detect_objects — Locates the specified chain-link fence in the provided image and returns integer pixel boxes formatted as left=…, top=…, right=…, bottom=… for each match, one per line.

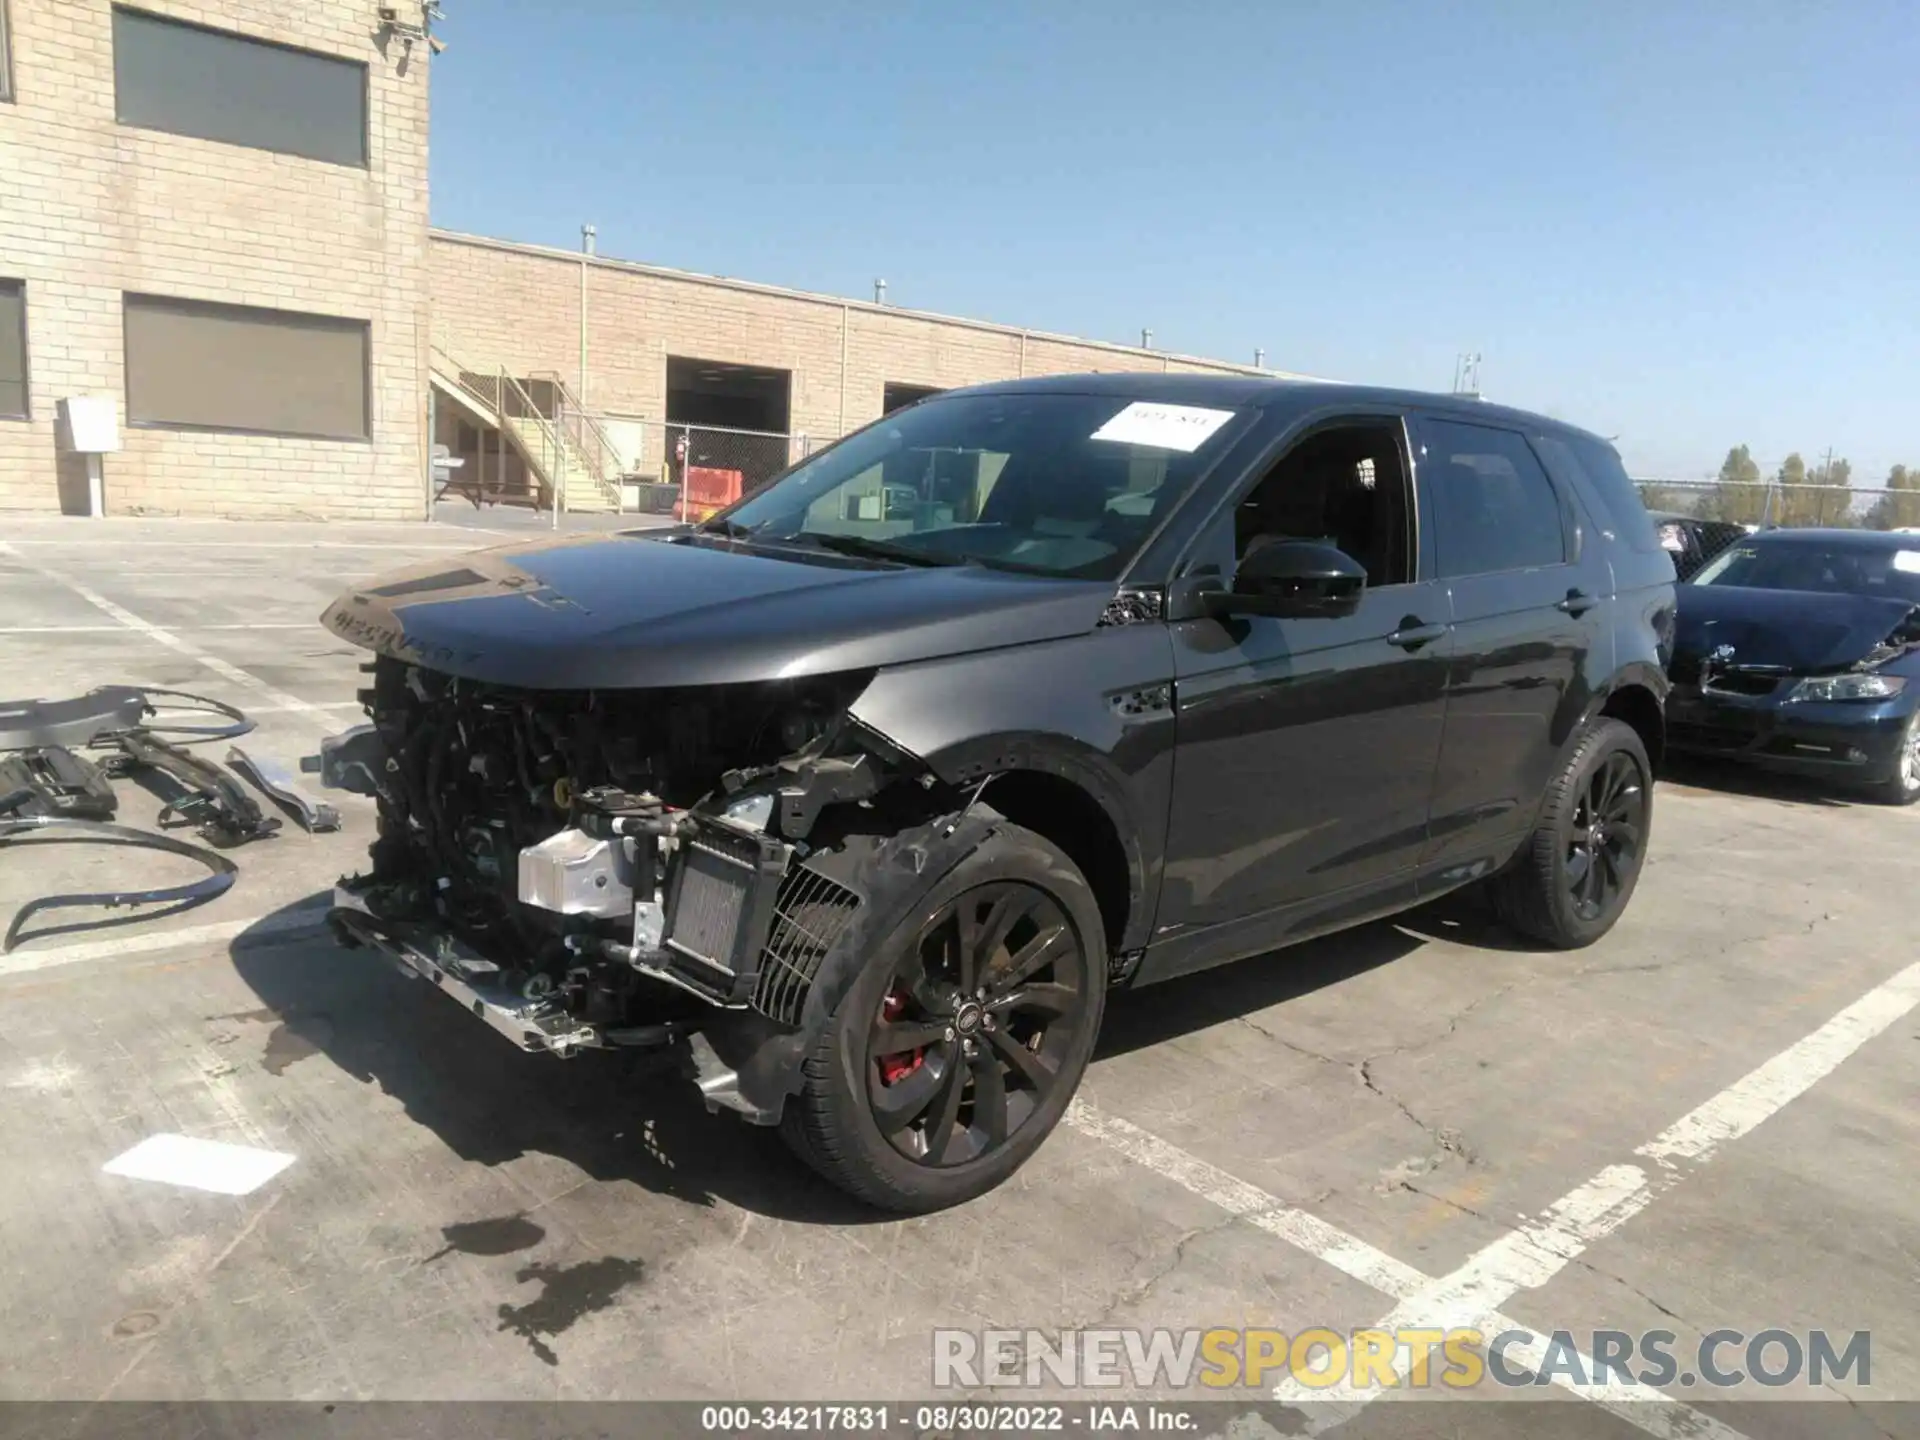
left=1636, top=480, right=1920, bottom=533
left=584, top=417, right=820, bottom=517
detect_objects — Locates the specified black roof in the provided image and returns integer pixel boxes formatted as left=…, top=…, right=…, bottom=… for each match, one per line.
left=949, top=372, right=1615, bottom=450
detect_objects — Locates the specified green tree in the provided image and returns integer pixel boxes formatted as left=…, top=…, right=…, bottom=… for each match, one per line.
left=1864, top=464, right=1920, bottom=531
left=1638, top=481, right=1696, bottom=515
left=1703, top=444, right=1766, bottom=524
left=1785, top=453, right=1853, bottom=527
left=1769, top=452, right=1812, bottom=526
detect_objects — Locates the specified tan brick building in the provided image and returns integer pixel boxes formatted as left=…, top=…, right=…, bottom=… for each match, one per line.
left=0, top=2, right=1292, bottom=520
left=427, top=231, right=1299, bottom=514
left=0, top=0, right=431, bottom=517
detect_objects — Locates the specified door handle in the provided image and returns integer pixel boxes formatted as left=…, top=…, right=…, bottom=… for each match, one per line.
left=1387, top=619, right=1447, bottom=650
left=1556, top=589, right=1598, bottom=616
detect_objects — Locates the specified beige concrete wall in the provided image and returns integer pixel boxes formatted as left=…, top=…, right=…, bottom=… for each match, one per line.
left=0, top=0, right=430, bottom=517
left=430, top=232, right=1294, bottom=449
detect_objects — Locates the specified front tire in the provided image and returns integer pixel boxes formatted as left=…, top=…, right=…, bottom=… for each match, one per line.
left=1490, top=718, right=1652, bottom=949
left=1867, top=709, right=1920, bottom=806
left=781, top=821, right=1106, bottom=1214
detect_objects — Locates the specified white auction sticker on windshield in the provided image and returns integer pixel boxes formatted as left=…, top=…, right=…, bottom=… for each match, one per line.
left=1893, top=550, right=1920, bottom=574
left=1090, top=402, right=1236, bottom=453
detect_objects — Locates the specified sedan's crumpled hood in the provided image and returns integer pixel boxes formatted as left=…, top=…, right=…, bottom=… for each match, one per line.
left=1673, top=585, right=1919, bottom=675
left=320, top=532, right=1115, bottom=688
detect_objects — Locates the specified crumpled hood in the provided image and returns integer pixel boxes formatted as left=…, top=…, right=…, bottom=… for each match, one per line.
left=320, top=531, right=1115, bottom=689
left=1672, top=584, right=1919, bottom=675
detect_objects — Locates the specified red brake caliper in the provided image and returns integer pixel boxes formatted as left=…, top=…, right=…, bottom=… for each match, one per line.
left=876, top=984, right=926, bottom=1085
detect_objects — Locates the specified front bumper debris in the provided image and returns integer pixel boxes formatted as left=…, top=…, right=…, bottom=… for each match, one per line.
left=328, top=886, right=611, bottom=1056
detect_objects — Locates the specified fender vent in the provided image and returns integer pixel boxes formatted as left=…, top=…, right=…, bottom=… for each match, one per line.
left=750, top=862, right=863, bottom=1026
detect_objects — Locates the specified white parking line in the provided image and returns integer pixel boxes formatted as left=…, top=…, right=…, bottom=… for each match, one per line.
left=0, top=623, right=325, bottom=633
left=1066, top=1099, right=1745, bottom=1437
left=1, top=539, right=502, bottom=550
left=0, top=909, right=331, bottom=978
left=1268, top=956, right=1920, bottom=1424
left=0, top=542, right=340, bottom=730
left=1065, top=1102, right=1429, bottom=1299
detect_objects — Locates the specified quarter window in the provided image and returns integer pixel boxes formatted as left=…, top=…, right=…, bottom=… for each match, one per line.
left=1424, top=419, right=1567, bottom=577
left=0, top=280, right=26, bottom=419
left=112, top=7, right=367, bottom=166
left=124, top=294, right=369, bottom=440
left=1535, top=432, right=1662, bottom=553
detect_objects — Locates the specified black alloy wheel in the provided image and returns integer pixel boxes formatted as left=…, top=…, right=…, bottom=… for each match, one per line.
left=866, top=881, right=1092, bottom=1168
left=1564, top=750, right=1646, bottom=922
left=1489, top=717, right=1653, bottom=949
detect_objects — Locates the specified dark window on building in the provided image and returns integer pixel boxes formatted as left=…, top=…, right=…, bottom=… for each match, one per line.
left=1423, top=418, right=1567, bottom=577
left=883, top=382, right=944, bottom=414
left=1534, top=432, right=1663, bottom=554
left=664, top=356, right=793, bottom=490
left=665, top=356, right=791, bottom=432
left=0, top=280, right=26, bottom=418
left=1, top=0, right=15, bottom=103
left=112, top=7, right=367, bottom=166
left=124, top=294, right=369, bottom=440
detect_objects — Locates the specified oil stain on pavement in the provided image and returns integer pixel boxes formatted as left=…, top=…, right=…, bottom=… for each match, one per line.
left=210, top=1006, right=333, bottom=1077
left=497, top=1256, right=646, bottom=1366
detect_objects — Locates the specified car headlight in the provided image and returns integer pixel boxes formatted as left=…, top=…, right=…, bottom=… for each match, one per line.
left=1783, top=673, right=1907, bottom=703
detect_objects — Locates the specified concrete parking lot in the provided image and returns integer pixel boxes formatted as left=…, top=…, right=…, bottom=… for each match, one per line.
left=0, top=514, right=1915, bottom=1435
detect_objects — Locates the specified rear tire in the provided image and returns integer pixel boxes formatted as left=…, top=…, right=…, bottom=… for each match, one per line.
left=780, top=821, right=1106, bottom=1214
left=1490, top=718, right=1652, bottom=949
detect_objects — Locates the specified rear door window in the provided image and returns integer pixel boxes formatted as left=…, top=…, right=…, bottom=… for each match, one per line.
left=1423, top=419, right=1568, bottom=577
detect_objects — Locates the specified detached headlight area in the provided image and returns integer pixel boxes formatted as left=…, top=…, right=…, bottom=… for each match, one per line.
left=1783, top=673, right=1906, bottom=703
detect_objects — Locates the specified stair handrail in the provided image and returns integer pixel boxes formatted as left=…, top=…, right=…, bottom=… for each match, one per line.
left=498, top=369, right=569, bottom=512
left=528, top=370, right=625, bottom=510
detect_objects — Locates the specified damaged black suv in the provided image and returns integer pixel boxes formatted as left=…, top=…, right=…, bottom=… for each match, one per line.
left=320, top=375, right=1673, bottom=1213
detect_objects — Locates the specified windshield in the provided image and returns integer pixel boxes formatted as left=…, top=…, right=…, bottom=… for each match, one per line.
left=1691, top=538, right=1920, bottom=602
left=707, top=392, right=1247, bottom=580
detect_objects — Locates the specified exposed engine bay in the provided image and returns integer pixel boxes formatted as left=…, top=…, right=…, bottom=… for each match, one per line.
left=326, top=656, right=932, bottom=1063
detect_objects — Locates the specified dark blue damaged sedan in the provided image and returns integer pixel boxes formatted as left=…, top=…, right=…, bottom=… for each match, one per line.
left=1669, top=528, right=1920, bottom=803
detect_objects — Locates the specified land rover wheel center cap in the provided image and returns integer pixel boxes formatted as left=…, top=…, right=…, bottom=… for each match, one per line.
left=954, top=1001, right=984, bottom=1036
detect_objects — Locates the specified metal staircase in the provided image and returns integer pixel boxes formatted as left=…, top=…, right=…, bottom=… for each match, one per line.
left=429, top=348, right=624, bottom=512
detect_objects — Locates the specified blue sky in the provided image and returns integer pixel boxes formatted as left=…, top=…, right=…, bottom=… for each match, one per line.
left=429, top=2, right=1918, bottom=481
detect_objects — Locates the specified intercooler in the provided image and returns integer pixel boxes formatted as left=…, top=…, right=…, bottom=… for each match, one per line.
left=645, top=823, right=864, bottom=1023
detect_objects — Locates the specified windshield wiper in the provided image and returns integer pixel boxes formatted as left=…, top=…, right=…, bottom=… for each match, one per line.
left=696, top=517, right=756, bottom=538
left=785, top=533, right=971, bottom=567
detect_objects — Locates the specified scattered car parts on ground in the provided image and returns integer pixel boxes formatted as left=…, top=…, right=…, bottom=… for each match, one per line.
left=0, top=747, right=118, bottom=821
left=0, top=685, right=254, bottom=749
left=227, top=746, right=341, bottom=832
left=0, top=686, right=151, bottom=750
left=0, top=815, right=239, bottom=953
left=103, top=730, right=282, bottom=847
left=318, top=374, right=1675, bottom=1213
left=0, top=685, right=349, bottom=951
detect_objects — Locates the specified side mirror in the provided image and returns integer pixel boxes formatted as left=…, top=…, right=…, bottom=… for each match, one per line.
left=1208, top=540, right=1367, bottom=620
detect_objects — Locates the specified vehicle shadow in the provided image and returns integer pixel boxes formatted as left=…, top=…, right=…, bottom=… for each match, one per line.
left=1659, top=754, right=1860, bottom=808
left=226, top=888, right=1517, bottom=1222
left=1095, top=916, right=1430, bottom=1060
left=227, top=897, right=894, bottom=1228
